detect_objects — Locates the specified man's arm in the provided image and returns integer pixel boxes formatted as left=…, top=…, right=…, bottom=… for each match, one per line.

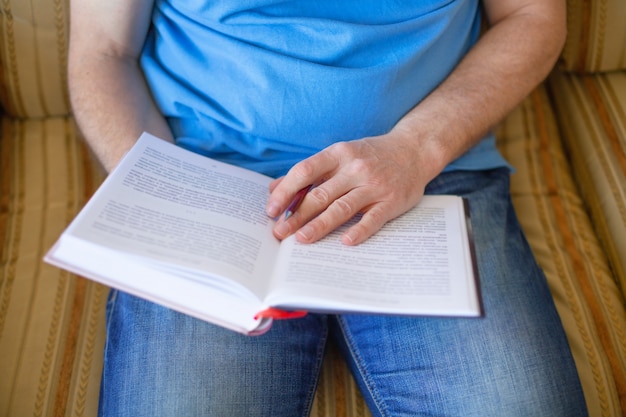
left=268, top=0, right=566, bottom=245
left=391, top=0, right=568, bottom=175
left=69, top=0, right=173, bottom=173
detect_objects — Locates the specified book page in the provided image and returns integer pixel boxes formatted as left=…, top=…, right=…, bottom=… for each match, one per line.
left=64, top=133, right=280, bottom=298
left=268, top=196, right=480, bottom=316
left=48, top=237, right=267, bottom=334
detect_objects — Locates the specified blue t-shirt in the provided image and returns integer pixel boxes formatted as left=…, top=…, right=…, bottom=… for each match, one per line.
left=141, top=0, right=509, bottom=178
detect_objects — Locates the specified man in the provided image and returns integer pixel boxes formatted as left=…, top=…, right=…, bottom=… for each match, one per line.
left=69, top=0, right=587, bottom=415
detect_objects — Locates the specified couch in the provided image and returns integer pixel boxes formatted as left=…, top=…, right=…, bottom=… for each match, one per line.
left=1, top=0, right=624, bottom=416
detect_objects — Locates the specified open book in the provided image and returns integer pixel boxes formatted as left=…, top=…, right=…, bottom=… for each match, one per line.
left=45, top=133, right=482, bottom=335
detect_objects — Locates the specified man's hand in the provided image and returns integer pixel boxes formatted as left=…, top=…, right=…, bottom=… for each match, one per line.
left=267, top=128, right=442, bottom=246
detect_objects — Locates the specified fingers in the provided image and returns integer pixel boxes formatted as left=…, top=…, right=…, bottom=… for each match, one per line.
left=298, top=199, right=398, bottom=246
left=265, top=147, right=340, bottom=218
left=273, top=176, right=405, bottom=245
left=267, top=138, right=425, bottom=245
left=341, top=203, right=395, bottom=245
left=288, top=185, right=367, bottom=243
left=268, top=176, right=283, bottom=193
left=272, top=172, right=357, bottom=242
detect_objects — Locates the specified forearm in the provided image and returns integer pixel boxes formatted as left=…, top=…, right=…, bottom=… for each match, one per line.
left=69, top=55, right=173, bottom=173
left=392, top=1, right=567, bottom=181
left=69, top=0, right=170, bottom=173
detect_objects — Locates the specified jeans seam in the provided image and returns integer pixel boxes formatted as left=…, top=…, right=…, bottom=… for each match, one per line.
left=98, top=290, right=119, bottom=417
left=335, top=316, right=389, bottom=417
left=302, top=323, right=330, bottom=417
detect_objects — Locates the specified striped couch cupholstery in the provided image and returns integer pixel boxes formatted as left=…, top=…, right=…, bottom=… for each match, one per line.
left=1, top=0, right=625, bottom=416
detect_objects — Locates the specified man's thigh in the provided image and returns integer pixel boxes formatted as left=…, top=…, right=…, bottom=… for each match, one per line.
left=333, top=169, right=587, bottom=417
left=99, top=291, right=329, bottom=417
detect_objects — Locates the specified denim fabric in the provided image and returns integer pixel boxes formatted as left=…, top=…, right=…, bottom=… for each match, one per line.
left=99, top=169, right=587, bottom=417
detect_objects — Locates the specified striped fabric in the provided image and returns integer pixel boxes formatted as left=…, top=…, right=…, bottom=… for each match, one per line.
left=560, top=0, right=626, bottom=73
left=312, top=344, right=372, bottom=417
left=0, top=0, right=71, bottom=118
left=0, top=118, right=106, bottom=416
left=496, top=87, right=626, bottom=417
left=548, top=72, right=626, bottom=299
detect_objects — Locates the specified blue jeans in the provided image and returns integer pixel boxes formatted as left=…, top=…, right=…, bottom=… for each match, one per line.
left=98, top=169, right=587, bottom=416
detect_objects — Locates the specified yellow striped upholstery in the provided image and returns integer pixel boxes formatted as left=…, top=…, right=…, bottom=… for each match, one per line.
left=1, top=0, right=626, bottom=416
left=547, top=72, right=626, bottom=299
left=560, top=0, right=626, bottom=72
left=0, top=0, right=71, bottom=118
left=0, top=118, right=106, bottom=416
left=312, top=345, right=372, bottom=417
left=496, top=87, right=626, bottom=417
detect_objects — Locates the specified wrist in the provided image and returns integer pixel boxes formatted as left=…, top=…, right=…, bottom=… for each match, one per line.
left=387, top=120, right=450, bottom=183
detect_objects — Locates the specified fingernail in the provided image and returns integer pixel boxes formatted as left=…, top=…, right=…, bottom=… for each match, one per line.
left=296, top=225, right=313, bottom=241
left=267, top=202, right=281, bottom=218
left=342, top=230, right=358, bottom=245
left=274, top=221, right=290, bottom=238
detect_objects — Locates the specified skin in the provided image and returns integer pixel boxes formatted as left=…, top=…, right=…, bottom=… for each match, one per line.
left=69, top=0, right=566, bottom=245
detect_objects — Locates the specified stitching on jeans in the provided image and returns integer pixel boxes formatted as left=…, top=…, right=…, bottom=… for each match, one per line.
left=99, top=289, right=119, bottom=416
left=302, top=318, right=330, bottom=417
left=335, top=316, right=389, bottom=417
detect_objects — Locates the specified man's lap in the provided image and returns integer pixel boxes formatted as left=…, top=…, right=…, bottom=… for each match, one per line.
left=98, top=169, right=587, bottom=417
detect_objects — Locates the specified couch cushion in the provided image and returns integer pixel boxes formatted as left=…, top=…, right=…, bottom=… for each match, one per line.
left=0, top=0, right=72, bottom=118
left=0, top=117, right=106, bottom=416
left=560, top=0, right=626, bottom=72
left=496, top=86, right=626, bottom=417
left=548, top=71, right=626, bottom=299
